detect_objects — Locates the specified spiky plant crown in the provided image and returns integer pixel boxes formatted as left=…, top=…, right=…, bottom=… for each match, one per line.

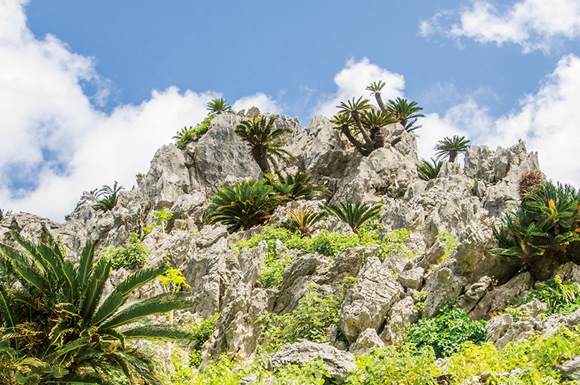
left=518, top=170, right=545, bottom=199
left=417, top=158, right=443, bottom=181
left=434, top=136, right=471, bottom=162
left=267, top=171, right=331, bottom=201
left=283, top=207, right=326, bottom=238
left=320, top=202, right=382, bottom=234
left=206, top=98, right=231, bottom=114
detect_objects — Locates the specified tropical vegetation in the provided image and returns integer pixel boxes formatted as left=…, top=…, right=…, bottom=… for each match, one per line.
left=234, top=116, right=296, bottom=174
left=93, top=181, right=124, bottom=212
left=173, top=114, right=216, bottom=149
left=492, top=181, right=580, bottom=280
left=434, top=135, right=471, bottom=162
left=282, top=207, right=326, bottom=238
left=206, top=179, right=283, bottom=232
left=386, top=97, right=425, bottom=132
left=206, top=98, right=231, bottom=114
left=321, top=202, right=382, bottom=234
left=99, top=232, right=150, bottom=270
left=265, top=170, right=331, bottom=201
left=0, top=231, right=195, bottom=384
left=518, top=169, right=545, bottom=199
left=416, top=158, right=443, bottom=180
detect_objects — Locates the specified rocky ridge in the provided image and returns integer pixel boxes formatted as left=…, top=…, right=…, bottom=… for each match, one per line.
left=1, top=111, right=577, bottom=383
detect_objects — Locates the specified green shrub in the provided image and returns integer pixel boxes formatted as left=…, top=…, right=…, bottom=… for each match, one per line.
left=406, top=301, right=487, bottom=358
left=437, top=230, right=457, bottom=261
left=282, top=207, right=326, bottom=238
left=492, top=181, right=580, bottom=280
left=259, top=252, right=293, bottom=289
left=513, top=275, right=580, bottom=316
left=257, top=285, right=342, bottom=354
left=321, top=202, right=382, bottom=234
left=174, top=114, right=215, bottom=149
left=346, top=345, right=441, bottom=385
left=206, top=180, right=283, bottom=232
left=185, top=314, right=219, bottom=367
left=417, top=158, right=442, bottom=181
left=144, top=207, right=174, bottom=235
left=266, top=171, right=331, bottom=201
left=93, top=181, right=124, bottom=211
left=100, top=232, right=150, bottom=270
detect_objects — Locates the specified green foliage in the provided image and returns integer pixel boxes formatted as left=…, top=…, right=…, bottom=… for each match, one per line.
left=237, top=225, right=412, bottom=260
left=206, top=98, right=231, bottom=114
left=406, top=301, right=487, bottom=358
left=491, top=181, right=580, bottom=280
left=152, top=207, right=173, bottom=233
left=282, top=207, right=326, bottom=238
left=184, top=314, right=218, bottom=367
left=346, top=345, right=441, bottom=385
left=159, top=268, right=191, bottom=293
left=259, top=252, right=293, bottom=289
left=234, top=116, right=296, bottom=175
left=434, top=135, right=471, bottom=162
left=173, top=114, right=216, bottom=149
left=437, top=230, right=458, bottom=261
left=321, top=202, right=382, bottom=234
left=332, top=95, right=399, bottom=156
left=385, top=97, right=425, bottom=132
left=266, top=170, right=331, bottom=201
left=93, top=181, right=124, bottom=211
left=257, top=285, right=342, bottom=354
left=417, top=158, right=442, bottom=181
left=100, top=232, right=150, bottom=270
left=0, top=231, right=195, bottom=385
left=516, top=275, right=580, bottom=316
left=206, top=179, right=283, bottom=232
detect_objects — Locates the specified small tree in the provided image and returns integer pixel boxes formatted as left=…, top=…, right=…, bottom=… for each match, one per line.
left=434, top=136, right=471, bottom=162
left=207, top=98, right=231, bottom=114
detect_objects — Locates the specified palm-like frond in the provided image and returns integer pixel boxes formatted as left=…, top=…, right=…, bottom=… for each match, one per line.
left=434, top=135, right=471, bottom=162
left=417, top=158, right=443, bottom=181
left=0, top=232, right=195, bottom=384
left=386, top=97, right=425, bottom=132
left=283, top=207, right=326, bottom=238
left=337, top=96, right=371, bottom=116
left=235, top=116, right=296, bottom=174
left=268, top=171, right=331, bottom=201
left=206, top=98, right=231, bottom=114
left=321, top=202, right=382, bottom=234
left=93, top=181, right=123, bottom=212
left=206, top=179, right=283, bottom=232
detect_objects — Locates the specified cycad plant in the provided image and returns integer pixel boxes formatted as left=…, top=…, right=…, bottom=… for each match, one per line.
left=235, top=117, right=296, bottom=175
left=206, top=98, right=231, bottom=114
left=266, top=171, right=331, bottom=201
left=386, top=97, right=425, bottom=132
left=492, top=181, right=580, bottom=280
left=93, top=181, right=124, bottom=212
left=518, top=169, right=544, bottom=199
left=417, top=158, right=443, bottom=181
left=206, top=179, right=284, bottom=232
left=321, top=202, right=382, bottom=234
left=434, top=136, right=471, bottom=162
left=0, top=231, right=195, bottom=385
left=283, top=207, right=326, bottom=238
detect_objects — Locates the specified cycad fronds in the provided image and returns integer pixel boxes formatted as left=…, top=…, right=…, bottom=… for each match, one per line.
left=0, top=231, right=195, bottom=384
left=417, top=158, right=443, bottom=181
left=321, top=202, right=382, bottom=234
left=386, top=97, right=425, bottom=132
left=206, top=98, right=231, bottom=114
left=434, top=136, right=471, bottom=162
left=267, top=171, right=331, bottom=201
left=93, top=181, right=124, bottom=212
left=283, top=207, right=326, bottom=238
left=235, top=117, right=296, bottom=175
left=518, top=170, right=544, bottom=199
left=206, top=179, right=283, bottom=232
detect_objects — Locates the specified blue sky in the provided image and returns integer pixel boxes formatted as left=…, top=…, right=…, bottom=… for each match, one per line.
left=1, top=0, right=579, bottom=220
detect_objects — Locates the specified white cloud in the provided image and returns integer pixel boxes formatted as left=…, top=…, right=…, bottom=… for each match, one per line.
left=0, top=0, right=217, bottom=220
left=314, top=57, right=405, bottom=117
left=233, top=92, right=283, bottom=115
left=419, top=54, right=580, bottom=188
left=420, top=0, right=580, bottom=53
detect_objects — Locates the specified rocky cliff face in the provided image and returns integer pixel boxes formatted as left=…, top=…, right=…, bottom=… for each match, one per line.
left=1, top=112, right=577, bottom=380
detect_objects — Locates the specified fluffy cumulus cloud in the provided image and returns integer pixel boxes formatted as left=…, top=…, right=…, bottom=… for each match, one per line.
left=420, top=0, right=580, bottom=53
left=421, top=54, right=580, bottom=188
left=233, top=92, right=283, bottom=115
left=314, top=57, right=405, bottom=118
left=0, top=0, right=219, bottom=220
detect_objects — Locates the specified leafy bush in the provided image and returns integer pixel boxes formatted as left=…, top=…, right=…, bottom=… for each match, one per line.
left=266, top=171, right=331, bottom=201
left=512, top=275, right=580, bottom=316
left=417, top=158, right=442, bottom=181
left=406, top=301, right=487, bottom=358
left=0, top=231, right=195, bottom=385
left=100, top=232, right=150, bottom=270
left=257, top=285, right=342, bottom=354
left=492, top=181, right=580, bottom=280
left=321, top=202, right=382, bottom=234
left=346, top=345, right=441, bottom=385
left=282, top=207, right=326, bottom=238
left=259, top=252, right=293, bottom=289
left=237, top=226, right=413, bottom=260
left=184, top=314, right=219, bottom=367
left=173, top=114, right=215, bottom=149
left=143, top=207, right=174, bottom=235
left=206, top=180, right=283, bottom=232
left=93, top=181, right=124, bottom=211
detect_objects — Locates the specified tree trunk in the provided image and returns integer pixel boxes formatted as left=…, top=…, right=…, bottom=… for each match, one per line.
left=375, top=93, right=386, bottom=112
left=351, top=111, right=375, bottom=153
left=449, top=151, right=458, bottom=163
left=251, top=146, right=271, bottom=175
left=370, top=127, right=385, bottom=148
